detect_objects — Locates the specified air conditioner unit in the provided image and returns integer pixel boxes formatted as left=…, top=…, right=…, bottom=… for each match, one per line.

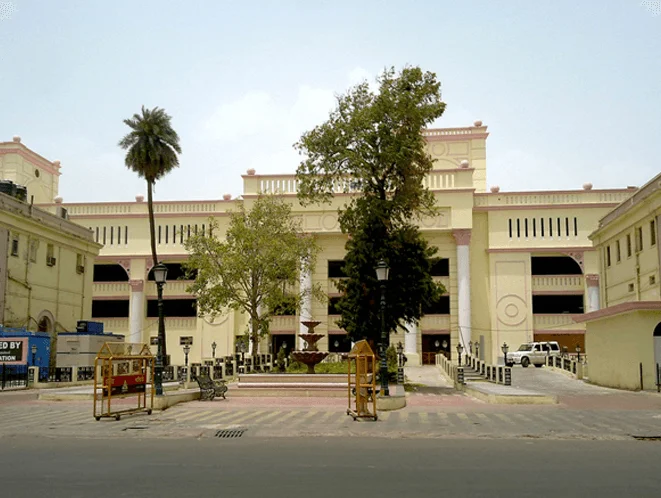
left=76, top=265, right=85, bottom=274
left=47, top=256, right=57, bottom=266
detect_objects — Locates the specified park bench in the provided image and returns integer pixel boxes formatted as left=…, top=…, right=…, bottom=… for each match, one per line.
left=195, top=375, right=228, bottom=401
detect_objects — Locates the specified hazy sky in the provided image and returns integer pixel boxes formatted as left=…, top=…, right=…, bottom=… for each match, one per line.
left=1, top=1, right=660, bottom=203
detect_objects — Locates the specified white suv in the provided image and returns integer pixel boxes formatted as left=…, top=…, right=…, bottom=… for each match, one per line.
left=506, top=341, right=560, bottom=368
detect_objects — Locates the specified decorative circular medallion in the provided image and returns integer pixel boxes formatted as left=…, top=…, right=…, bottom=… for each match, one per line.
left=496, top=294, right=527, bottom=326
left=431, top=143, right=446, bottom=156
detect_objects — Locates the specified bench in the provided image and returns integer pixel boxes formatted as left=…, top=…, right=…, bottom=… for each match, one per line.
left=196, top=375, right=228, bottom=401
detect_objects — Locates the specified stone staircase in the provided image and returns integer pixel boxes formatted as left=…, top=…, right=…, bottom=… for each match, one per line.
left=233, top=373, right=346, bottom=397
left=462, top=363, right=486, bottom=382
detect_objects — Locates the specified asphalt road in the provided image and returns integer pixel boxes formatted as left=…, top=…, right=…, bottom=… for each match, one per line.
left=1, top=436, right=660, bottom=498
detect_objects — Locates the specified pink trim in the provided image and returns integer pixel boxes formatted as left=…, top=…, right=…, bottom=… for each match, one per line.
left=48, top=199, right=235, bottom=207
left=452, top=229, right=471, bottom=246
left=474, top=188, right=635, bottom=197
left=241, top=188, right=478, bottom=198
left=145, top=294, right=194, bottom=300
left=129, top=279, right=144, bottom=292
left=423, top=132, right=489, bottom=143
left=488, top=247, right=595, bottom=253
left=270, top=330, right=296, bottom=335
left=0, top=147, right=61, bottom=177
left=585, top=274, right=599, bottom=287
left=327, top=330, right=348, bottom=335
left=534, top=330, right=585, bottom=336
left=90, top=296, right=129, bottom=301
left=473, top=203, right=621, bottom=212
left=420, top=329, right=451, bottom=335
left=572, top=301, right=661, bottom=323
left=69, top=213, right=229, bottom=220
left=532, top=290, right=584, bottom=296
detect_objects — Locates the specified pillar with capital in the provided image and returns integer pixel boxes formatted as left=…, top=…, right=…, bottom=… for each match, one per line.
left=299, top=256, right=313, bottom=350
left=586, top=274, right=600, bottom=312
left=453, top=229, right=472, bottom=356
left=129, top=279, right=145, bottom=344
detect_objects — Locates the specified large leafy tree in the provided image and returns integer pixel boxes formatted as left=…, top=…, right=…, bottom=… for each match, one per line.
left=295, top=66, right=446, bottom=344
left=119, top=106, right=182, bottom=267
left=183, top=195, right=321, bottom=351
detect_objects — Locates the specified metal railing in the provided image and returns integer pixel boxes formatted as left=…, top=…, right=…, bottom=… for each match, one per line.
left=0, top=364, right=28, bottom=390
left=76, top=366, right=95, bottom=381
left=40, top=367, right=73, bottom=383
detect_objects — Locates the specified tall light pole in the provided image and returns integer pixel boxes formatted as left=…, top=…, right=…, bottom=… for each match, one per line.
left=502, top=342, right=509, bottom=366
left=375, top=260, right=390, bottom=397
left=183, top=344, right=190, bottom=367
left=212, top=341, right=217, bottom=359
left=152, top=262, right=168, bottom=396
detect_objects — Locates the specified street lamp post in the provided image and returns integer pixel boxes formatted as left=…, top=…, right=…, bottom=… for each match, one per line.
left=468, top=341, right=473, bottom=356
left=31, top=344, right=37, bottom=366
left=576, top=344, right=581, bottom=363
left=475, top=341, right=480, bottom=360
left=456, top=343, right=463, bottom=366
left=211, top=341, right=217, bottom=359
left=183, top=344, right=190, bottom=367
left=152, top=262, right=168, bottom=396
left=375, top=260, right=390, bottom=397
left=396, top=341, right=405, bottom=384
left=502, top=342, right=509, bottom=366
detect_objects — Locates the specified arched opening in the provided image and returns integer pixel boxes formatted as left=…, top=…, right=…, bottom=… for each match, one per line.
left=654, top=322, right=661, bottom=371
left=37, top=315, right=52, bottom=333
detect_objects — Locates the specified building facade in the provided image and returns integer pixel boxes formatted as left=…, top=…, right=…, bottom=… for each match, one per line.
left=574, top=172, right=661, bottom=390
left=6, top=123, right=638, bottom=367
left=0, top=137, right=101, bottom=362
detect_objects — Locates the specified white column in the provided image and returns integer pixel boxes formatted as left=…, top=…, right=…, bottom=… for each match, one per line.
left=453, top=229, right=472, bottom=351
left=128, top=280, right=145, bottom=344
left=299, top=257, right=312, bottom=350
left=586, top=274, right=600, bottom=312
left=404, top=320, right=420, bottom=366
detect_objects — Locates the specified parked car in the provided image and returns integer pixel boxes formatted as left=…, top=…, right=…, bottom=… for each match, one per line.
left=506, top=341, right=560, bottom=368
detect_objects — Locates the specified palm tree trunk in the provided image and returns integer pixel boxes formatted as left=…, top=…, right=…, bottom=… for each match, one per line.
left=147, top=180, right=166, bottom=358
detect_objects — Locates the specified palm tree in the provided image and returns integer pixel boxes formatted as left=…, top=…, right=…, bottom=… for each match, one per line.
left=119, top=106, right=182, bottom=267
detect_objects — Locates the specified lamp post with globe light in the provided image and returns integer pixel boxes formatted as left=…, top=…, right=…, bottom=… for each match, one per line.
left=375, top=260, right=390, bottom=396
left=152, top=262, right=168, bottom=396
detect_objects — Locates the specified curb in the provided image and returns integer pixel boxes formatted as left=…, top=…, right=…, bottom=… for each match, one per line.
left=465, top=386, right=558, bottom=405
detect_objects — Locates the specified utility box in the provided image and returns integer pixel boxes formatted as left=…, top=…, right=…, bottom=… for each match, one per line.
left=0, top=326, right=51, bottom=369
left=76, top=320, right=105, bottom=334
left=57, top=332, right=125, bottom=367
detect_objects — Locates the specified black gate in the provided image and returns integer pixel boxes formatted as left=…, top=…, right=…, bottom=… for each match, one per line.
left=0, top=364, right=29, bottom=390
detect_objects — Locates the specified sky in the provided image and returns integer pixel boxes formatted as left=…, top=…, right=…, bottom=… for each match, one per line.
left=0, top=0, right=660, bottom=203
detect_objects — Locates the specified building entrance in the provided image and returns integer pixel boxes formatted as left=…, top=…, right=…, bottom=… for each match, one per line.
left=421, top=334, right=450, bottom=365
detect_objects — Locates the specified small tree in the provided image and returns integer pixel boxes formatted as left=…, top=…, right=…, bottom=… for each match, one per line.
left=184, top=195, right=321, bottom=352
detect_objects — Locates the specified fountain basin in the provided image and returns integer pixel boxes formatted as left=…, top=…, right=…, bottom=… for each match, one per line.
left=290, top=351, right=329, bottom=374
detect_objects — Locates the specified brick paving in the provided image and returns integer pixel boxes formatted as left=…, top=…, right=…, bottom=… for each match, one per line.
left=1, top=366, right=660, bottom=440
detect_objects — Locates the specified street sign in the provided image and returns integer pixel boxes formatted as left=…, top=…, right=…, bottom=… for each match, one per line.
left=0, top=338, right=26, bottom=364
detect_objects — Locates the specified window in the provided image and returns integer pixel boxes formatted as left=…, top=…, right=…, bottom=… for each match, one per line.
left=46, top=244, right=56, bottom=266
left=626, top=234, right=632, bottom=257
left=421, top=295, right=450, bottom=315
left=430, top=258, right=450, bottom=277
left=95, top=227, right=99, bottom=243
left=10, top=235, right=19, bottom=257
left=158, top=226, right=162, bottom=244
left=616, top=240, right=621, bottom=263
left=102, top=227, right=106, bottom=245
left=628, top=283, right=635, bottom=293
left=29, top=239, right=39, bottom=262
left=92, top=299, right=129, bottom=317
left=124, top=226, right=129, bottom=244
left=328, top=296, right=342, bottom=315
left=508, top=219, right=513, bottom=238
left=110, top=226, right=114, bottom=245
left=147, top=299, right=197, bottom=317
left=606, top=246, right=611, bottom=267
left=76, top=254, right=84, bottom=274
left=573, top=217, right=578, bottom=237
left=651, top=220, right=657, bottom=246
left=117, top=226, right=121, bottom=245
left=328, top=260, right=347, bottom=278
left=636, top=227, right=643, bottom=252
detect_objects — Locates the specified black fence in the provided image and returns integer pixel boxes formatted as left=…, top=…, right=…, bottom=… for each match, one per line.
left=40, top=367, right=73, bottom=383
left=163, top=366, right=175, bottom=382
left=0, top=364, right=28, bottom=390
left=76, top=366, right=95, bottom=381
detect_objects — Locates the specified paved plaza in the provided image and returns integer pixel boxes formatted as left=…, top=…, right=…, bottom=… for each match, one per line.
left=1, top=367, right=660, bottom=441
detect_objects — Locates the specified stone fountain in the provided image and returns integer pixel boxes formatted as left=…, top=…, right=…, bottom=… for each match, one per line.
left=290, top=320, right=328, bottom=374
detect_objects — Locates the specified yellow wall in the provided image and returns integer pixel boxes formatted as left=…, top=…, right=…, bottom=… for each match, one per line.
left=585, top=311, right=660, bottom=390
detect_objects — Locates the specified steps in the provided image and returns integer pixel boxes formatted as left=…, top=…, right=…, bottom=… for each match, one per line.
left=233, top=373, right=347, bottom=397
left=462, top=365, right=486, bottom=382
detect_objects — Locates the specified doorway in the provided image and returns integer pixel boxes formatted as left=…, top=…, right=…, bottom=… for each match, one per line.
left=421, top=334, right=450, bottom=365
left=654, top=323, right=661, bottom=369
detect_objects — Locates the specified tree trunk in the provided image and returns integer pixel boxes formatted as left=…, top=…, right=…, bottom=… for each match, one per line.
left=146, top=180, right=165, bottom=357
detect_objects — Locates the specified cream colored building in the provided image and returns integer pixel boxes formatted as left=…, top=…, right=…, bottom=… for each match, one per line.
left=574, top=172, right=661, bottom=390
left=0, top=137, right=101, bottom=359
left=6, top=124, right=638, bottom=367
